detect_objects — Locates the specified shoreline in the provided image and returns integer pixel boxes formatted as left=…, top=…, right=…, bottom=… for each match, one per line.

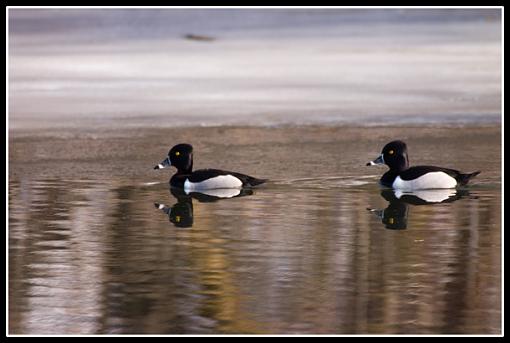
left=8, top=120, right=502, bottom=138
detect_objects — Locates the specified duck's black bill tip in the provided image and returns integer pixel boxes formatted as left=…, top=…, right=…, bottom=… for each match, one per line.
left=154, top=203, right=166, bottom=210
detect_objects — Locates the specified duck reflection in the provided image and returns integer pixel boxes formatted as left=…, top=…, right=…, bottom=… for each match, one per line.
left=155, top=190, right=194, bottom=228
left=368, top=188, right=470, bottom=230
left=155, top=188, right=254, bottom=228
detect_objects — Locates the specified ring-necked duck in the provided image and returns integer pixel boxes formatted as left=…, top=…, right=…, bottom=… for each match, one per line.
left=367, top=140, right=480, bottom=190
left=154, top=143, right=266, bottom=190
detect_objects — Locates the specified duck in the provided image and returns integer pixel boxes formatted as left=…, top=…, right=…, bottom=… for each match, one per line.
left=154, top=143, right=266, bottom=190
left=366, top=140, right=480, bottom=190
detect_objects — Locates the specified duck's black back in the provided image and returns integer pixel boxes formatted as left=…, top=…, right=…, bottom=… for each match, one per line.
left=189, top=169, right=266, bottom=187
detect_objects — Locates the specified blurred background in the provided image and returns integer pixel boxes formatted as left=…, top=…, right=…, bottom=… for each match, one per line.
left=9, top=8, right=501, bottom=129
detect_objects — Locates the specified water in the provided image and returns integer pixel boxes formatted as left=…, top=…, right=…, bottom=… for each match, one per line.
left=8, top=126, right=501, bottom=334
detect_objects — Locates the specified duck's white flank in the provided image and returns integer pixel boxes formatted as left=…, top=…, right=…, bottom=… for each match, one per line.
left=185, top=188, right=241, bottom=198
left=392, top=172, right=457, bottom=190
left=184, top=175, right=243, bottom=190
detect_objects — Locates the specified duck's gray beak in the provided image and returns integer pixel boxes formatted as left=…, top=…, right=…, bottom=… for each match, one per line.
left=154, top=157, right=171, bottom=169
left=366, top=154, right=384, bottom=166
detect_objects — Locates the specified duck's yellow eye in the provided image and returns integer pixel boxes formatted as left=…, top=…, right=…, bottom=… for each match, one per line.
left=175, top=151, right=180, bottom=156
left=175, top=216, right=181, bottom=223
left=388, top=150, right=394, bottom=155
left=388, top=218, right=394, bottom=224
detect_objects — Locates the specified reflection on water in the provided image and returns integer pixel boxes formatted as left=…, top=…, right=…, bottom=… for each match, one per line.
left=367, top=189, right=472, bottom=230
left=9, top=178, right=501, bottom=334
left=155, top=188, right=255, bottom=228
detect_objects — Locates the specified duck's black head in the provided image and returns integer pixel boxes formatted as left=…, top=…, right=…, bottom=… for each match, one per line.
left=367, top=140, right=409, bottom=172
left=154, top=143, right=194, bottom=174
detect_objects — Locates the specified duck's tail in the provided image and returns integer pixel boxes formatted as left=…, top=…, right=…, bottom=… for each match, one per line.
left=458, top=171, right=481, bottom=186
left=248, top=177, right=267, bottom=187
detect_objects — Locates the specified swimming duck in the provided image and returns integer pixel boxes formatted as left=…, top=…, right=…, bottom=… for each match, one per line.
left=154, top=143, right=266, bottom=190
left=367, top=140, right=480, bottom=190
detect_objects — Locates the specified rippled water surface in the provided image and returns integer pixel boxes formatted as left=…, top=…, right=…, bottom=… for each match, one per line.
left=8, top=126, right=501, bottom=334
